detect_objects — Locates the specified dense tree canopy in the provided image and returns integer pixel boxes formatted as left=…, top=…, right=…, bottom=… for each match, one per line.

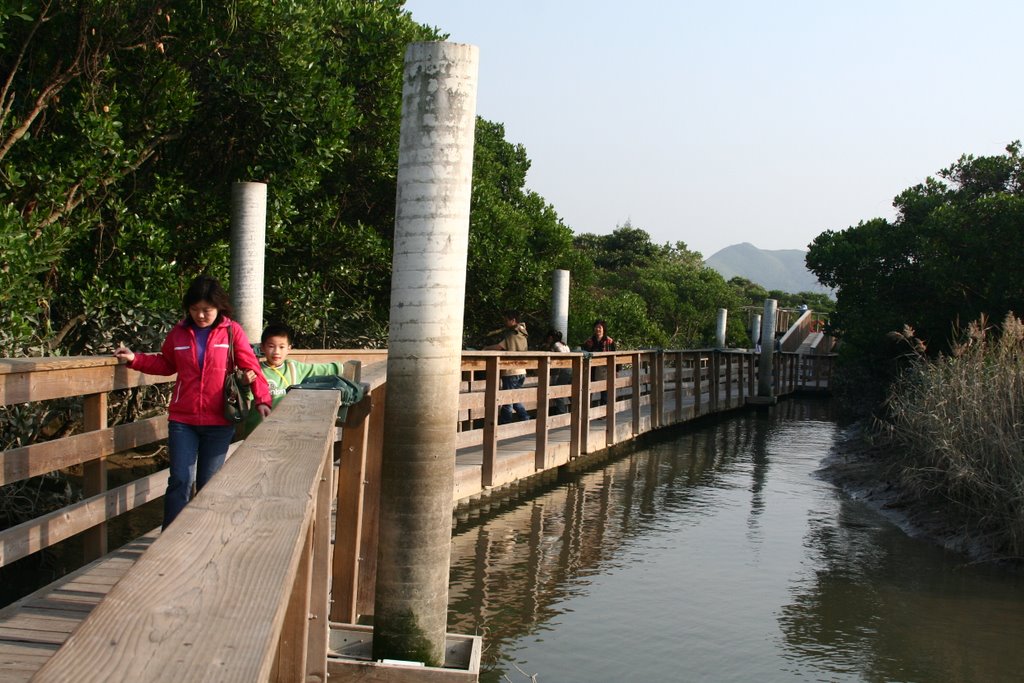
left=464, top=119, right=575, bottom=344
left=1, top=1, right=816, bottom=360
left=807, top=142, right=1024, bottom=401
left=571, top=224, right=748, bottom=349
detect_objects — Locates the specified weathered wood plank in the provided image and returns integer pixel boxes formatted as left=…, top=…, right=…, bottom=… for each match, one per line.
left=0, top=416, right=166, bottom=486
left=0, top=359, right=172, bottom=405
left=32, top=389, right=339, bottom=683
left=0, top=470, right=165, bottom=567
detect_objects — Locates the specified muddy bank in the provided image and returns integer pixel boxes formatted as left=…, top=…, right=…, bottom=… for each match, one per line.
left=815, top=422, right=1019, bottom=567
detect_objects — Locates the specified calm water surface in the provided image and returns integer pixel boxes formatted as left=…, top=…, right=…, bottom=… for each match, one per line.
left=447, top=398, right=1024, bottom=682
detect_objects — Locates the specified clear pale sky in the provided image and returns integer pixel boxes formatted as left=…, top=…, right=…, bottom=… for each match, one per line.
left=401, top=0, right=1023, bottom=258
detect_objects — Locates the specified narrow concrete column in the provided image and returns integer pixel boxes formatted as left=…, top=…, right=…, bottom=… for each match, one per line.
left=373, top=42, right=479, bottom=667
left=715, top=308, right=728, bottom=348
left=229, top=181, right=267, bottom=341
left=750, top=313, right=762, bottom=349
left=758, top=299, right=777, bottom=397
left=551, top=269, right=570, bottom=340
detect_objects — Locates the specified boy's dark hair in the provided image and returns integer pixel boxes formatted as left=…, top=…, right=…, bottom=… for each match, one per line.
left=546, top=329, right=563, bottom=342
left=183, top=275, right=233, bottom=318
left=261, top=323, right=294, bottom=344
left=503, top=309, right=520, bottom=322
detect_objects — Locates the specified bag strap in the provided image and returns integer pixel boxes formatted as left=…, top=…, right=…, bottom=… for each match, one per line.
left=226, top=323, right=236, bottom=373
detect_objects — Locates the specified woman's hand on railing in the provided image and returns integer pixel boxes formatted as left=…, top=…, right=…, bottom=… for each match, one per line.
left=113, top=346, right=135, bottom=363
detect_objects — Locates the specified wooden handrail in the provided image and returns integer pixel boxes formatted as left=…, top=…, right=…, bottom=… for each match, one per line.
left=32, top=388, right=341, bottom=682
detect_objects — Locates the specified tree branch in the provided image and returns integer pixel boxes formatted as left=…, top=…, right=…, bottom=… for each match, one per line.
left=0, top=2, right=53, bottom=131
left=36, top=131, right=180, bottom=229
left=0, top=5, right=86, bottom=164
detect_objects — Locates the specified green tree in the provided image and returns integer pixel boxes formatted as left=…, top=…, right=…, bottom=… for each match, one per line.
left=464, top=118, right=575, bottom=345
left=572, top=224, right=741, bottom=348
left=807, top=142, right=1024, bottom=408
left=0, top=1, right=440, bottom=355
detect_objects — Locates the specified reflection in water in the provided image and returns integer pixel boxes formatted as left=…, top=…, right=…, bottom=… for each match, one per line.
left=447, top=399, right=1024, bottom=683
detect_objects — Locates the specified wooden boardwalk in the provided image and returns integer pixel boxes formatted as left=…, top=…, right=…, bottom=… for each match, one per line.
left=0, top=344, right=833, bottom=681
left=0, top=383, right=747, bottom=681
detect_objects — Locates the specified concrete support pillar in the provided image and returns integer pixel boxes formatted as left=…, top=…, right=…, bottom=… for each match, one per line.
left=229, top=181, right=267, bottom=341
left=758, top=299, right=777, bottom=397
left=551, top=269, right=570, bottom=340
left=750, top=313, right=762, bottom=349
left=715, top=308, right=728, bottom=348
left=373, top=42, right=479, bottom=667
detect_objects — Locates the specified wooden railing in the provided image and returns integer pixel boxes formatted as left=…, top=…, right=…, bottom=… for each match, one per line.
left=0, top=348, right=833, bottom=578
left=0, top=352, right=386, bottom=572
left=1, top=346, right=833, bottom=679
left=33, top=386, right=343, bottom=681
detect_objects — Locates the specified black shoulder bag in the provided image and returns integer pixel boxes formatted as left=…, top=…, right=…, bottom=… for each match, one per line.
left=223, top=324, right=251, bottom=423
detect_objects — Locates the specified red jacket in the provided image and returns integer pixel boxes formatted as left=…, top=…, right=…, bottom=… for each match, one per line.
left=128, top=317, right=271, bottom=426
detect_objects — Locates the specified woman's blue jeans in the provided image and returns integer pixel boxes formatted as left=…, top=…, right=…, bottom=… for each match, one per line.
left=164, top=421, right=235, bottom=529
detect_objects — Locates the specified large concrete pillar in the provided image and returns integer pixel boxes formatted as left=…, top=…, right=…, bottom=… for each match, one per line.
left=373, top=42, right=479, bottom=667
left=551, top=269, right=570, bottom=340
left=758, top=299, right=777, bottom=397
left=715, top=308, right=728, bottom=348
left=229, top=181, right=266, bottom=341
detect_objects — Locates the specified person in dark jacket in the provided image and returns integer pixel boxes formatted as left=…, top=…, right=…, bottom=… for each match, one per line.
left=582, top=319, right=616, bottom=406
left=114, top=275, right=272, bottom=528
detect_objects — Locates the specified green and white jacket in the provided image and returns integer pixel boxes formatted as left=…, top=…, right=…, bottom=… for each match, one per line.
left=244, top=358, right=344, bottom=435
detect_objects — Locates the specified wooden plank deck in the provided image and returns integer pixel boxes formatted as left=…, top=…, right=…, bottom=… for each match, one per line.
left=0, top=532, right=157, bottom=683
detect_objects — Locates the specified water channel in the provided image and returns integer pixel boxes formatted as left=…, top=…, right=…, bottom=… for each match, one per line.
left=447, top=398, right=1024, bottom=682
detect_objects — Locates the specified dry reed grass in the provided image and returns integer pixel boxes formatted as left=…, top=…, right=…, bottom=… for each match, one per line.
left=880, top=313, right=1024, bottom=559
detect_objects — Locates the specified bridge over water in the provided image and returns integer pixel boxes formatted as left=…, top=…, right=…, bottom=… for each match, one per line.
left=0, top=313, right=833, bottom=682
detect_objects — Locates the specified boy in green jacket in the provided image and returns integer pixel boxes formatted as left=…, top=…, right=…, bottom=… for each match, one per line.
left=243, top=323, right=345, bottom=436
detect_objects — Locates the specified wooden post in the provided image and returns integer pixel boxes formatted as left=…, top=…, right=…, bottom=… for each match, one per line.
left=631, top=352, right=641, bottom=437
left=569, top=355, right=584, bottom=458
left=605, top=355, right=617, bottom=447
left=675, top=351, right=684, bottom=423
left=356, top=385, right=385, bottom=620
left=710, top=351, right=720, bottom=413
left=305, top=438, right=333, bottom=680
left=580, top=356, right=592, bottom=454
left=332, top=390, right=371, bottom=623
left=272, top=521, right=313, bottom=682
left=653, top=350, right=664, bottom=429
left=535, top=356, right=550, bottom=470
left=82, top=392, right=107, bottom=561
left=482, top=356, right=499, bottom=487
left=724, top=352, right=733, bottom=406
left=736, top=351, right=744, bottom=403
left=748, top=352, right=756, bottom=397
left=693, top=352, right=702, bottom=416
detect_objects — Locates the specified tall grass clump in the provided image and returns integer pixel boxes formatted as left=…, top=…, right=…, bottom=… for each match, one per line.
left=882, top=313, right=1024, bottom=559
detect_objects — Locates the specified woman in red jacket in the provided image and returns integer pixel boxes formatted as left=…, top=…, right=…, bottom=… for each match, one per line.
left=114, top=275, right=272, bottom=528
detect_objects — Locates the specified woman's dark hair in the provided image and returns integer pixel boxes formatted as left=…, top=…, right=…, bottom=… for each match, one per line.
left=592, top=319, right=608, bottom=333
left=546, top=329, right=563, bottom=343
left=182, top=275, right=233, bottom=318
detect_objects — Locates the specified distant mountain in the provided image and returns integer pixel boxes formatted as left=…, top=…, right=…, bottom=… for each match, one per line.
left=705, top=242, right=830, bottom=294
